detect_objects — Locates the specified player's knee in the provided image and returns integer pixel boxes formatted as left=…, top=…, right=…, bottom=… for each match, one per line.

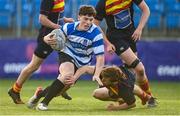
left=124, top=59, right=140, bottom=69
left=126, top=59, right=146, bottom=77
left=58, top=73, right=73, bottom=84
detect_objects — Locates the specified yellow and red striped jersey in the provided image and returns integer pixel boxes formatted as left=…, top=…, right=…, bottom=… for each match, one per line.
left=105, top=0, right=133, bottom=15
left=52, top=0, right=65, bottom=12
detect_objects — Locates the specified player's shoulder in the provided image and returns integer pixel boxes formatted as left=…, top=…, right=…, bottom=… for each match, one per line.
left=88, top=24, right=101, bottom=33
left=63, top=22, right=76, bottom=30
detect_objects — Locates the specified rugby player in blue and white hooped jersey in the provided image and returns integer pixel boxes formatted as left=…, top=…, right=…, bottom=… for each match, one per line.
left=34, top=5, right=105, bottom=111
left=62, top=21, right=104, bottom=67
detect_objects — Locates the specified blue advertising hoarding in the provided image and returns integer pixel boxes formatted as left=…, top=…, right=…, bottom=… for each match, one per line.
left=137, top=41, right=180, bottom=81
left=0, top=39, right=59, bottom=79
left=0, top=39, right=180, bottom=81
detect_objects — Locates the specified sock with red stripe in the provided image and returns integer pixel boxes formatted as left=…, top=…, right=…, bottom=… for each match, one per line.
left=138, top=79, right=152, bottom=96
left=12, top=82, right=22, bottom=93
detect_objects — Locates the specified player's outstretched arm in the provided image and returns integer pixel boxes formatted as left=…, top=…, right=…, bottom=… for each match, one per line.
left=93, top=55, right=104, bottom=86
left=64, top=66, right=95, bottom=85
left=73, top=66, right=95, bottom=81
left=93, top=19, right=116, bottom=54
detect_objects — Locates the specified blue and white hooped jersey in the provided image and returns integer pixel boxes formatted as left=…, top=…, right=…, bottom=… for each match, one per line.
left=61, top=22, right=104, bottom=67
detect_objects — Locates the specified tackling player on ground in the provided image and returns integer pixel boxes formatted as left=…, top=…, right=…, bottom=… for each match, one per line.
left=66, top=65, right=157, bottom=110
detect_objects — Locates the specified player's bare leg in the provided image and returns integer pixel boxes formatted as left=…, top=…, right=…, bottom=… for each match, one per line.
left=8, top=54, right=71, bottom=104
left=120, top=48, right=157, bottom=107
left=8, top=54, right=43, bottom=104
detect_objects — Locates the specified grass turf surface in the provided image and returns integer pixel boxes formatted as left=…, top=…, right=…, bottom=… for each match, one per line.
left=0, top=79, right=180, bottom=115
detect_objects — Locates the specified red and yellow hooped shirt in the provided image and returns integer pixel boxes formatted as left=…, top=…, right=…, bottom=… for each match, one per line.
left=52, top=0, right=65, bottom=12
left=105, top=0, right=133, bottom=15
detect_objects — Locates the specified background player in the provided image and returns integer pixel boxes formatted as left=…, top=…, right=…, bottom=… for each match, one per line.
left=8, top=0, right=74, bottom=104
left=93, top=0, right=157, bottom=106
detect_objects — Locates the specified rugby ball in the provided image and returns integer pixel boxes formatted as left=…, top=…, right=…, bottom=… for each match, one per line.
left=50, top=29, right=66, bottom=51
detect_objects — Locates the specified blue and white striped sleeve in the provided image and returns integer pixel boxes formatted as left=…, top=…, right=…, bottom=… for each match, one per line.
left=92, top=33, right=104, bottom=56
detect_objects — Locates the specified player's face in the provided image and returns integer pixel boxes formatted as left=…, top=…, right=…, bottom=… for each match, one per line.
left=78, top=15, right=94, bottom=31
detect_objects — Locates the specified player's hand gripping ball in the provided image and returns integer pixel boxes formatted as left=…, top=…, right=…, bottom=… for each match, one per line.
left=50, top=29, right=66, bottom=51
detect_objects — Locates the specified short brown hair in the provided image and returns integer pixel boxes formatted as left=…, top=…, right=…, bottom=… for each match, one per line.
left=100, top=66, right=126, bottom=81
left=78, top=5, right=96, bottom=17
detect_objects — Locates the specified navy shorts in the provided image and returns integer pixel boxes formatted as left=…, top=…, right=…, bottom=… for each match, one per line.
left=107, top=34, right=137, bottom=56
left=34, top=30, right=54, bottom=59
left=58, top=52, right=78, bottom=72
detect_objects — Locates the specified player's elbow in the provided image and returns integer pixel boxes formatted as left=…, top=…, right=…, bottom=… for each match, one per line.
left=139, top=1, right=150, bottom=18
left=146, top=7, right=150, bottom=18
left=144, top=5, right=150, bottom=18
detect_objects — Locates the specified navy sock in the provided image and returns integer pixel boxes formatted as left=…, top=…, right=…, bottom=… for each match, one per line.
left=41, top=79, right=65, bottom=105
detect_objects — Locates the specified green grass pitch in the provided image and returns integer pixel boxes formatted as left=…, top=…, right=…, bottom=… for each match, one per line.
left=0, top=79, right=180, bottom=115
